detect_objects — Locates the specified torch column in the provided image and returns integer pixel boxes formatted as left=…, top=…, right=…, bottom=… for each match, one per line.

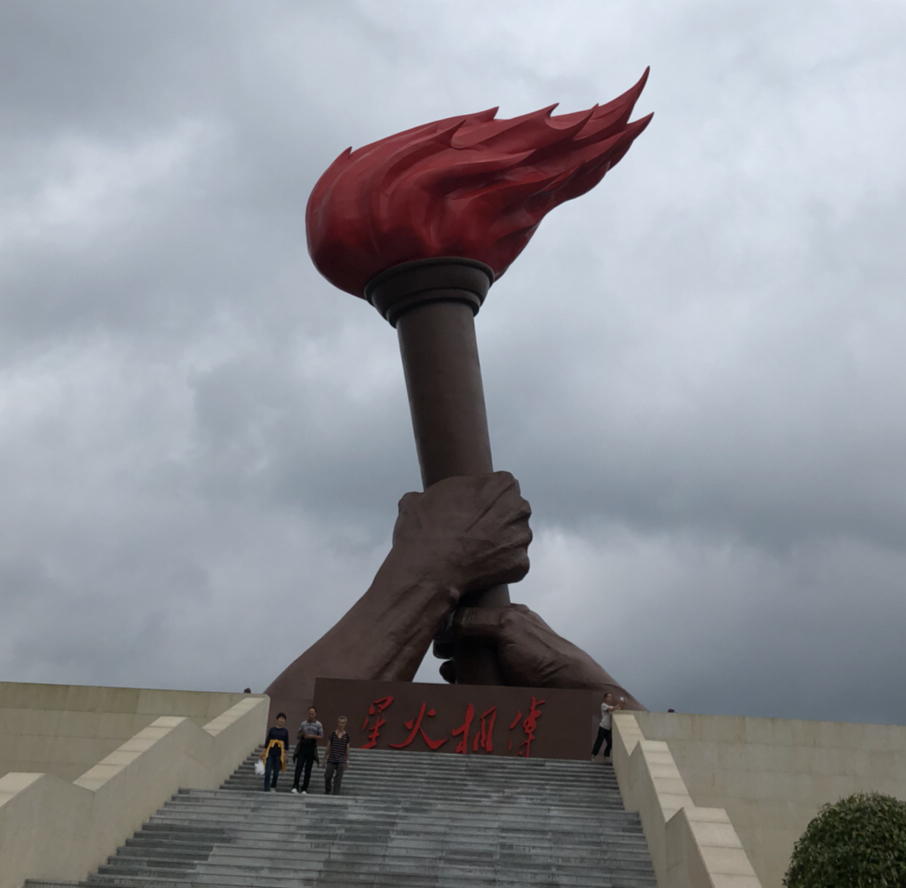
left=366, top=257, right=509, bottom=685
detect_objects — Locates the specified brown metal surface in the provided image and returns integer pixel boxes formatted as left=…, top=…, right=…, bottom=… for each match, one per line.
left=366, top=259, right=510, bottom=685
left=397, top=301, right=495, bottom=486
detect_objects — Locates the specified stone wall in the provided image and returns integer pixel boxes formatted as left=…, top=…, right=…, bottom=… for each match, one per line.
left=635, top=712, right=906, bottom=888
left=612, top=713, right=762, bottom=888
left=0, top=681, right=251, bottom=782
left=0, top=688, right=268, bottom=888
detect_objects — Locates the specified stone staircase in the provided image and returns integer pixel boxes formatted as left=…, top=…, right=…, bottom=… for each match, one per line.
left=26, top=747, right=657, bottom=887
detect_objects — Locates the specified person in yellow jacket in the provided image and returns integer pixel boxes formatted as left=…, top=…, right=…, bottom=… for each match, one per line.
left=259, top=712, right=289, bottom=792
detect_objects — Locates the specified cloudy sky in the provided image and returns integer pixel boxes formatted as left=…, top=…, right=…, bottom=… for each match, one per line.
left=2, top=0, right=904, bottom=726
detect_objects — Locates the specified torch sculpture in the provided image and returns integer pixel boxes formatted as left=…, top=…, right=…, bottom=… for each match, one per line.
left=307, top=71, right=652, bottom=685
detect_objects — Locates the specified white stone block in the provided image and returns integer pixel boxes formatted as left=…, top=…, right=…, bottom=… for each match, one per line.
left=699, top=845, right=760, bottom=875
left=701, top=716, right=747, bottom=744
left=96, top=712, right=139, bottom=740
left=743, top=718, right=774, bottom=746
left=709, top=874, right=764, bottom=888
left=788, top=719, right=821, bottom=748
left=690, top=819, right=748, bottom=848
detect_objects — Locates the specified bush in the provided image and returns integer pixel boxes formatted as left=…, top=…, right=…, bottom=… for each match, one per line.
left=784, top=792, right=906, bottom=888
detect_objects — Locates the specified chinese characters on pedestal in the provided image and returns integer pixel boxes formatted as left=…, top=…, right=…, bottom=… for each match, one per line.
left=360, top=695, right=546, bottom=757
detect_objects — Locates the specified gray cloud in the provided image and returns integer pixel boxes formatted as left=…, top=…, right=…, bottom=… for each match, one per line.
left=1, top=0, right=904, bottom=727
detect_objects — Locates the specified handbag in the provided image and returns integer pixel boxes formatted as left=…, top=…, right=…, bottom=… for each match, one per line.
left=254, top=760, right=265, bottom=776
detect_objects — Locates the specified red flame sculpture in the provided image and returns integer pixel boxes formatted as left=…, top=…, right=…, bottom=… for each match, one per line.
left=307, top=69, right=652, bottom=297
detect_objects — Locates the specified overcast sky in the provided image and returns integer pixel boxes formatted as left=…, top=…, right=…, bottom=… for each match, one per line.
left=1, top=0, right=904, bottom=726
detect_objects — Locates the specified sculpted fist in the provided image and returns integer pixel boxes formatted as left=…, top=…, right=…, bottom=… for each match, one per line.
left=438, top=603, right=643, bottom=709
left=392, top=471, right=533, bottom=597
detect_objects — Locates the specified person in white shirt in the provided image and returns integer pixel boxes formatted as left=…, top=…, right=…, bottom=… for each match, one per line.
left=591, top=693, right=623, bottom=761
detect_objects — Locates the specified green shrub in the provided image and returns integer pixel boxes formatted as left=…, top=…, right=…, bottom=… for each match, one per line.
left=784, top=792, right=906, bottom=888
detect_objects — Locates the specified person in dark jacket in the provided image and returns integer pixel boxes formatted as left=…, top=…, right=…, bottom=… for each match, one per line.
left=260, top=712, right=289, bottom=791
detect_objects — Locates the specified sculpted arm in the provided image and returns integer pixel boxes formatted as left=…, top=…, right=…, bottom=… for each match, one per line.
left=266, top=469, right=643, bottom=719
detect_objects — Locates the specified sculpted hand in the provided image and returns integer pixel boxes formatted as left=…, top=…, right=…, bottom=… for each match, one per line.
left=391, top=471, right=532, bottom=596
left=439, top=603, right=643, bottom=710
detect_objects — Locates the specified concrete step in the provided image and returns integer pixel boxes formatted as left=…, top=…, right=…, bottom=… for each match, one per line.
left=89, top=856, right=656, bottom=884
left=149, top=798, right=643, bottom=828
left=111, top=825, right=655, bottom=854
left=178, top=788, right=624, bottom=808
left=116, top=849, right=654, bottom=870
left=85, top=877, right=654, bottom=888
left=121, top=835, right=653, bottom=859
left=94, top=854, right=658, bottom=877
left=229, top=748, right=618, bottom=776
left=85, top=871, right=656, bottom=888
left=120, top=840, right=652, bottom=867
left=23, top=883, right=80, bottom=888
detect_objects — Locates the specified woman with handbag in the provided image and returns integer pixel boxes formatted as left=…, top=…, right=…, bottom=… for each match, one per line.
left=259, top=712, right=289, bottom=791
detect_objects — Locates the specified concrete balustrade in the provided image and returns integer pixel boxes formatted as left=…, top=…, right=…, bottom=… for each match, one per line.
left=0, top=681, right=253, bottom=782
left=632, top=712, right=906, bottom=888
left=0, top=692, right=267, bottom=888
left=614, top=712, right=762, bottom=888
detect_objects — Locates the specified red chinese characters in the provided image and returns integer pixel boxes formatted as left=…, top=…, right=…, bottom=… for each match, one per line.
left=517, top=696, right=546, bottom=758
left=472, top=706, right=497, bottom=754
left=388, top=702, right=448, bottom=751
left=359, top=695, right=545, bottom=756
left=360, top=696, right=394, bottom=749
left=452, top=703, right=475, bottom=755
left=507, top=710, right=522, bottom=752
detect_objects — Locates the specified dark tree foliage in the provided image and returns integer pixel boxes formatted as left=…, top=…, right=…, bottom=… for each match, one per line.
left=784, top=792, right=906, bottom=888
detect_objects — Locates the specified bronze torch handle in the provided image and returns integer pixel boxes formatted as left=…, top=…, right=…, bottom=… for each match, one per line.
left=366, top=258, right=508, bottom=685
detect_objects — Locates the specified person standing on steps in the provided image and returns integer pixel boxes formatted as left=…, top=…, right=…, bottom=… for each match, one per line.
left=591, top=693, right=623, bottom=762
left=291, top=706, right=323, bottom=794
left=260, top=712, right=289, bottom=792
left=323, top=715, right=351, bottom=795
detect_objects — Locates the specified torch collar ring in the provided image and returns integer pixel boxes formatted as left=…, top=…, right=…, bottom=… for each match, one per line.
left=365, top=257, right=494, bottom=328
